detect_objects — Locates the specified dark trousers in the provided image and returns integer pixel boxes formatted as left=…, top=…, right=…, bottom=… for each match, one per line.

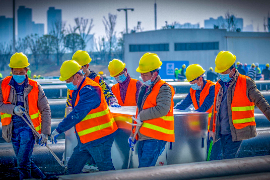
left=67, top=136, right=115, bottom=174
left=12, top=127, right=45, bottom=180
left=210, top=134, right=242, bottom=160
left=138, top=139, right=167, bottom=168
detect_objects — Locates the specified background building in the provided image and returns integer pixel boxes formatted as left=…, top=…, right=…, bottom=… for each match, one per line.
left=47, top=7, right=62, bottom=34
left=124, top=29, right=270, bottom=79
left=204, top=16, right=243, bottom=30
left=0, top=16, right=13, bottom=44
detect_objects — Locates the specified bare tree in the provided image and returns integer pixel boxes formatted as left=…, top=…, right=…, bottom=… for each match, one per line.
left=65, top=25, right=82, bottom=56
left=75, top=17, right=94, bottom=50
left=103, top=13, right=117, bottom=60
left=15, top=38, right=28, bottom=53
left=225, top=12, right=238, bottom=32
left=26, top=34, right=42, bottom=70
left=40, top=34, right=55, bottom=62
left=50, top=21, right=66, bottom=65
left=0, top=43, right=12, bottom=70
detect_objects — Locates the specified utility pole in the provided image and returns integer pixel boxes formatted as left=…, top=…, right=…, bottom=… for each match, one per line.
left=154, top=1, right=157, bottom=30
left=13, top=0, right=15, bottom=52
left=117, top=8, right=134, bottom=34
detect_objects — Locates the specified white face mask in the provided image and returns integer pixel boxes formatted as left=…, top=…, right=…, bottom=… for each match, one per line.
left=143, top=74, right=154, bottom=86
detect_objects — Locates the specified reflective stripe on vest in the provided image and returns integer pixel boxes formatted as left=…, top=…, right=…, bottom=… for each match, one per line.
left=111, top=78, right=138, bottom=106
left=0, top=76, right=42, bottom=133
left=74, top=77, right=118, bottom=144
left=138, top=79, right=175, bottom=142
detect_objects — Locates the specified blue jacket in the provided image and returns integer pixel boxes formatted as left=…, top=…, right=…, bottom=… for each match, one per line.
left=56, top=77, right=116, bottom=149
left=175, top=80, right=215, bottom=112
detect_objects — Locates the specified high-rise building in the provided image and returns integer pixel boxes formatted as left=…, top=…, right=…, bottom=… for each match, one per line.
left=0, top=16, right=13, bottom=44
left=204, top=16, right=243, bottom=31
left=32, top=22, right=44, bottom=36
left=268, top=17, right=270, bottom=32
left=18, top=6, right=32, bottom=39
left=47, top=7, right=62, bottom=34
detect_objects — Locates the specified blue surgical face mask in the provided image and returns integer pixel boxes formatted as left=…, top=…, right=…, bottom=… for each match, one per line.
left=190, top=83, right=201, bottom=90
left=13, top=75, right=26, bottom=84
left=66, top=79, right=78, bottom=90
left=115, top=74, right=127, bottom=83
left=143, top=79, right=153, bottom=86
left=219, top=73, right=231, bottom=83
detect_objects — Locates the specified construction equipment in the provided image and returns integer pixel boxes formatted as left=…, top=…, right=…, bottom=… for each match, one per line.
left=126, top=116, right=142, bottom=169
left=18, top=108, right=66, bottom=169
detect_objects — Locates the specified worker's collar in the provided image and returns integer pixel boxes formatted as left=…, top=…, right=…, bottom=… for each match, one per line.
left=75, top=77, right=86, bottom=92
left=119, top=73, right=130, bottom=85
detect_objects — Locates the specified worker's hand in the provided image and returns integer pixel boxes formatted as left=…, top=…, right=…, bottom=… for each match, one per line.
left=14, top=106, right=25, bottom=116
left=209, top=131, right=214, bottom=140
left=128, top=137, right=137, bottom=151
left=50, top=129, right=59, bottom=144
left=38, top=134, right=48, bottom=146
left=110, top=102, right=121, bottom=108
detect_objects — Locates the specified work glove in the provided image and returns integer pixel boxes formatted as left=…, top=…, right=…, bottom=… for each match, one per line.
left=128, top=137, right=137, bottom=151
left=50, top=129, right=60, bottom=144
left=110, top=102, right=121, bottom=108
left=38, top=133, right=48, bottom=146
left=14, top=105, right=25, bottom=116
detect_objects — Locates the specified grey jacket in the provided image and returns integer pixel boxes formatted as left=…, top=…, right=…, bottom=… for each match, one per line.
left=133, top=76, right=172, bottom=141
left=210, top=70, right=270, bottom=142
left=0, top=77, right=51, bottom=142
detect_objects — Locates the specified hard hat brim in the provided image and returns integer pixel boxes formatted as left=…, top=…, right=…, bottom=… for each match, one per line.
left=187, top=70, right=205, bottom=82
left=8, top=63, right=30, bottom=68
left=110, top=63, right=126, bottom=77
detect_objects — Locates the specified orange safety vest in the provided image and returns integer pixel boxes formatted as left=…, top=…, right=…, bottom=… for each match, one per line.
left=93, top=75, right=100, bottom=84
left=190, top=80, right=215, bottom=131
left=74, top=77, right=118, bottom=144
left=0, top=76, right=42, bottom=133
left=212, top=74, right=255, bottom=132
left=134, top=80, right=175, bottom=142
left=111, top=78, right=138, bottom=106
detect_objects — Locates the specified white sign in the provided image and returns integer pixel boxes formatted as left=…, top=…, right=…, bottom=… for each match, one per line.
left=166, top=63, right=174, bottom=75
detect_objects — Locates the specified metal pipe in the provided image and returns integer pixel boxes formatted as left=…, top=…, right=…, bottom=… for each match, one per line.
left=58, top=155, right=270, bottom=180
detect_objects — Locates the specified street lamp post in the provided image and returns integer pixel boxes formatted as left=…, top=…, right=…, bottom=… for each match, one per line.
left=117, top=8, right=134, bottom=34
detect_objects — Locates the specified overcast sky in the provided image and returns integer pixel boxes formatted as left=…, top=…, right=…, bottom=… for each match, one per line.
left=0, top=0, right=270, bottom=39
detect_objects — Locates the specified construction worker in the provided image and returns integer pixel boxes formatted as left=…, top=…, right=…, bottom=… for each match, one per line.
left=244, top=63, right=248, bottom=75
left=0, top=53, right=51, bottom=179
left=50, top=60, right=118, bottom=174
left=237, top=63, right=246, bottom=75
left=175, top=64, right=215, bottom=123
left=174, top=68, right=179, bottom=80
left=207, top=67, right=218, bottom=82
left=0, top=72, right=3, bottom=80
left=98, top=71, right=107, bottom=80
left=27, top=67, right=31, bottom=78
left=129, top=53, right=175, bottom=167
left=209, top=51, right=270, bottom=160
left=247, top=63, right=256, bottom=80
left=178, top=64, right=186, bottom=81
left=255, top=63, right=262, bottom=80
left=236, top=61, right=240, bottom=69
left=262, top=63, right=270, bottom=80
left=108, top=59, right=143, bottom=106
left=71, top=50, right=119, bottom=107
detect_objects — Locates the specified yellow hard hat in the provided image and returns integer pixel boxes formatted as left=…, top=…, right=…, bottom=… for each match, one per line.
left=209, top=67, right=213, bottom=71
left=33, top=75, right=37, bottom=78
left=108, top=59, right=126, bottom=77
left=186, top=64, right=205, bottom=82
left=9, top=52, right=30, bottom=68
left=266, top=63, right=269, bottom=68
left=182, top=64, right=186, bottom=68
left=136, top=53, right=162, bottom=73
left=72, top=50, right=92, bottom=66
left=251, top=63, right=255, bottom=68
left=236, top=61, right=240, bottom=65
left=99, top=71, right=104, bottom=75
left=215, top=51, right=236, bottom=73
left=59, top=60, right=81, bottom=81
